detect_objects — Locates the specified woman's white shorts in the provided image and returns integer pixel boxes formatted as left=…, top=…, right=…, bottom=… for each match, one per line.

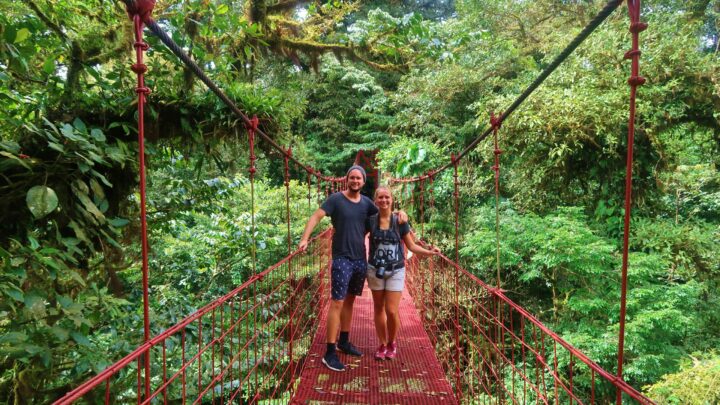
left=366, top=265, right=406, bottom=292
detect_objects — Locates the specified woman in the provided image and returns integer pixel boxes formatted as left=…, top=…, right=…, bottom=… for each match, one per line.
left=365, top=186, right=440, bottom=360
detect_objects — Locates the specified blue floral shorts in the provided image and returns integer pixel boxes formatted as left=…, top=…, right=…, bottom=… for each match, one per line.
left=330, top=257, right=367, bottom=300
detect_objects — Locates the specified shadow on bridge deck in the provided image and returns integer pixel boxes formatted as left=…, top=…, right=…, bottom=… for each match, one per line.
left=292, top=286, right=458, bottom=404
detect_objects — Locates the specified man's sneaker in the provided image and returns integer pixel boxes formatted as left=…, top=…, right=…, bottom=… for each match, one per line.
left=385, top=342, right=397, bottom=360
left=322, top=352, right=346, bottom=372
left=374, top=344, right=387, bottom=360
left=337, top=341, right=363, bottom=357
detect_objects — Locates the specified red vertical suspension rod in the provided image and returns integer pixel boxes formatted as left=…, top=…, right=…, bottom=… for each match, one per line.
left=451, top=153, right=462, bottom=399
left=283, top=148, right=294, bottom=386
left=246, top=115, right=259, bottom=396
left=127, top=0, right=155, bottom=399
left=617, top=1, right=647, bottom=404
left=491, top=112, right=503, bottom=289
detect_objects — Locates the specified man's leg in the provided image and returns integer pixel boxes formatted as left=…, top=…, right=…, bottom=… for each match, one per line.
left=323, top=259, right=352, bottom=372
left=340, top=294, right=356, bottom=333
left=336, top=259, right=366, bottom=356
left=322, top=299, right=346, bottom=371
left=326, top=299, right=344, bottom=344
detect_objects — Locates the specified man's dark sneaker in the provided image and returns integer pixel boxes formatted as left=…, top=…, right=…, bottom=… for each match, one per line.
left=322, top=352, right=346, bottom=372
left=337, top=341, right=363, bottom=357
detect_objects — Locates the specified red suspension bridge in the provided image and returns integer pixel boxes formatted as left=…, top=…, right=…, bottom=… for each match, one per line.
left=57, top=0, right=654, bottom=403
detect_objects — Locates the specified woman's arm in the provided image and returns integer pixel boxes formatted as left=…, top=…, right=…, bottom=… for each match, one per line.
left=402, top=232, right=440, bottom=257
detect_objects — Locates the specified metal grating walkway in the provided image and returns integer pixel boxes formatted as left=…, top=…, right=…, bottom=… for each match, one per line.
left=292, top=286, right=458, bottom=404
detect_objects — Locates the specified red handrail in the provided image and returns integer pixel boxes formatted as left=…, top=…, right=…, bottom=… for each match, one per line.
left=406, top=251, right=655, bottom=404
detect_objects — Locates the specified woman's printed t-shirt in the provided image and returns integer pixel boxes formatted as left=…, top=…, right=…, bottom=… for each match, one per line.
left=366, top=213, right=411, bottom=268
left=320, top=192, right=378, bottom=260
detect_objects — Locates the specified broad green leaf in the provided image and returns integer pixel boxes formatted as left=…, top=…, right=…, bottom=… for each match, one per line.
left=70, top=331, right=91, bottom=347
left=0, top=151, right=31, bottom=169
left=217, top=4, right=228, bottom=14
left=90, top=128, right=106, bottom=142
left=73, top=118, right=87, bottom=133
left=68, top=220, right=91, bottom=245
left=42, top=57, right=55, bottom=75
left=26, top=185, right=59, bottom=219
left=57, top=295, right=73, bottom=309
left=66, top=270, right=86, bottom=287
left=0, top=140, right=21, bottom=153
left=3, top=285, right=24, bottom=302
left=89, top=178, right=105, bottom=201
left=108, top=218, right=130, bottom=227
left=91, top=169, right=112, bottom=187
left=48, top=142, right=65, bottom=152
left=0, top=332, right=27, bottom=344
left=14, top=28, right=30, bottom=44
left=61, top=123, right=75, bottom=138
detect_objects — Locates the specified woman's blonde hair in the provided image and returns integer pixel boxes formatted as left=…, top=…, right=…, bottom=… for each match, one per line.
left=374, top=185, right=393, bottom=199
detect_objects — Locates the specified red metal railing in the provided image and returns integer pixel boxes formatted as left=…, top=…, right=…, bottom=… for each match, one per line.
left=55, top=230, right=331, bottom=404
left=405, top=252, right=655, bottom=405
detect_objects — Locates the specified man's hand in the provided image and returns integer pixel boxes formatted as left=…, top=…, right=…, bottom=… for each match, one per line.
left=396, top=210, right=409, bottom=224
left=298, top=239, right=309, bottom=253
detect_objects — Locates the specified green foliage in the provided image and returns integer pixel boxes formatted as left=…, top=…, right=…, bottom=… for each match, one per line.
left=644, top=353, right=720, bottom=405
left=460, top=201, right=720, bottom=394
left=461, top=205, right=616, bottom=315
left=298, top=58, right=392, bottom=173
left=1, top=0, right=719, bottom=402
left=145, top=158, right=316, bottom=321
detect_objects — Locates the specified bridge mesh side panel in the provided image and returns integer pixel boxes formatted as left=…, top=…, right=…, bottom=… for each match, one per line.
left=292, top=287, right=458, bottom=404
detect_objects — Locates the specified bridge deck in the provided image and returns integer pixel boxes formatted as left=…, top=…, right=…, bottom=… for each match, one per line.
left=292, top=286, right=458, bottom=404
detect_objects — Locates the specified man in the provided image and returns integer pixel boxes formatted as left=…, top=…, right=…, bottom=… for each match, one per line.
left=298, top=165, right=404, bottom=372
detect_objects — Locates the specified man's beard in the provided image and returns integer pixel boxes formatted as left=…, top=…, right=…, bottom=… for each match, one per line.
left=348, top=184, right=362, bottom=193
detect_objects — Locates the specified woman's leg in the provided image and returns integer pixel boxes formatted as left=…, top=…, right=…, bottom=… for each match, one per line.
left=371, top=290, right=387, bottom=344
left=385, top=291, right=402, bottom=343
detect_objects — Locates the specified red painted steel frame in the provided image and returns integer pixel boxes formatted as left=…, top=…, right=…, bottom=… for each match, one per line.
left=405, top=252, right=655, bottom=404
left=55, top=230, right=332, bottom=404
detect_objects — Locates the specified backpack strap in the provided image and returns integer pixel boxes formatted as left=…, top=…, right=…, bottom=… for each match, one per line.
left=369, top=213, right=380, bottom=236
left=391, top=213, right=400, bottom=240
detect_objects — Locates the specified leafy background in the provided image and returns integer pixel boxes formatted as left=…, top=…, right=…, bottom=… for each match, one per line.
left=1, top=0, right=718, bottom=403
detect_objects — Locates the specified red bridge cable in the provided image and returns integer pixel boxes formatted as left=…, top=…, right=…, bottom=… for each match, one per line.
left=283, top=146, right=294, bottom=388
left=128, top=5, right=153, bottom=401
left=617, top=1, right=647, bottom=404
left=245, top=115, right=260, bottom=394
left=391, top=0, right=624, bottom=184
left=451, top=153, right=461, bottom=399
left=491, top=112, right=503, bottom=289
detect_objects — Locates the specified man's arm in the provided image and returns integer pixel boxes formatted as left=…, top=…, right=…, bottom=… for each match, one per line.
left=298, top=208, right=327, bottom=252
left=395, top=210, right=409, bottom=224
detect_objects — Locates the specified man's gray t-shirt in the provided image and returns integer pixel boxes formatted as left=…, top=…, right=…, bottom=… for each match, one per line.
left=320, top=192, right=378, bottom=260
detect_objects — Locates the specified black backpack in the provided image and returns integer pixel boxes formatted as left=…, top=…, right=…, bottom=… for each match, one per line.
left=368, top=213, right=404, bottom=269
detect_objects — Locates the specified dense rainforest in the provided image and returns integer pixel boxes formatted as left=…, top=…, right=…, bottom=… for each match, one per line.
left=1, top=0, right=719, bottom=403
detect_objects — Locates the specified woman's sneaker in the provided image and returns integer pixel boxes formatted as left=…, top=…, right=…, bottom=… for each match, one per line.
left=385, top=342, right=397, bottom=360
left=374, top=344, right=387, bottom=360
left=322, top=352, right=346, bottom=372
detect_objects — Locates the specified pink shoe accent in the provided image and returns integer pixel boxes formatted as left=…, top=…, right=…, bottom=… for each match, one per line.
left=374, top=344, right=387, bottom=360
left=385, top=342, right=397, bottom=359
